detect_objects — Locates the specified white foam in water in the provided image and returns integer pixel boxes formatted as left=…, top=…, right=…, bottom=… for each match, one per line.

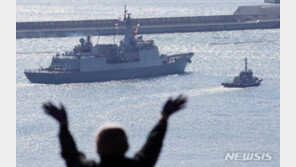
left=151, top=87, right=241, bottom=100
left=187, top=86, right=241, bottom=97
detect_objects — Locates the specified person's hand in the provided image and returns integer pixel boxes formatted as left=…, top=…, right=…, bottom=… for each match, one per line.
left=43, top=102, right=68, bottom=125
left=161, top=95, right=187, bottom=120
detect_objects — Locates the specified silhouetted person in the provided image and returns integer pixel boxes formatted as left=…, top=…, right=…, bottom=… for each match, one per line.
left=43, top=95, right=187, bottom=167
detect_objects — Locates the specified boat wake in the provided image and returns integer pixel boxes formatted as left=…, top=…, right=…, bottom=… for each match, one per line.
left=186, top=86, right=241, bottom=97
left=174, top=86, right=241, bottom=98
left=146, top=86, right=241, bottom=101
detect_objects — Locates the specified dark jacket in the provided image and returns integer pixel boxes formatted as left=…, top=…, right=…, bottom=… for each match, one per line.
left=59, top=119, right=168, bottom=167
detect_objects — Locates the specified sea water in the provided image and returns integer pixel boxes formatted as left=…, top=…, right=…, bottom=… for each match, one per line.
left=16, top=0, right=279, bottom=166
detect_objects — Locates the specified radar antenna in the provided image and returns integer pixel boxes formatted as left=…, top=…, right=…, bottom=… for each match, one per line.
left=245, top=57, right=248, bottom=72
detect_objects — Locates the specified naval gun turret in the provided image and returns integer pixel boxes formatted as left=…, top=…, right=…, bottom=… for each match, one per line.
left=222, top=58, right=262, bottom=88
left=24, top=7, right=194, bottom=84
left=73, top=36, right=93, bottom=53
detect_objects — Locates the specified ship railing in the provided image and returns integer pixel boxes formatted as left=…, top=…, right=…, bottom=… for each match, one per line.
left=25, top=67, right=47, bottom=72
left=222, top=77, right=235, bottom=83
left=25, top=68, right=79, bottom=73
left=167, top=52, right=194, bottom=59
left=164, top=52, right=193, bottom=64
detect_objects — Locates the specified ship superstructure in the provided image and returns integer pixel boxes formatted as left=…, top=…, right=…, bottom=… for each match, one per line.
left=25, top=11, right=194, bottom=84
left=222, top=58, right=262, bottom=88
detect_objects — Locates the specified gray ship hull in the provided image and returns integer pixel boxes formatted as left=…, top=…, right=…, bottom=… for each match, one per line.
left=221, top=81, right=262, bottom=88
left=25, top=59, right=189, bottom=84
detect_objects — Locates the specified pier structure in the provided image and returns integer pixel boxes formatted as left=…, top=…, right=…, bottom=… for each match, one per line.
left=265, top=0, right=280, bottom=4
left=16, top=5, right=280, bottom=39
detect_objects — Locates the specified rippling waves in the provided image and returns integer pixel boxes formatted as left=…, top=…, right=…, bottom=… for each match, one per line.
left=16, top=0, right=279, bottom=167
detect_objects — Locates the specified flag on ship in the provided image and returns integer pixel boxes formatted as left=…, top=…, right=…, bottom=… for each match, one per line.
left=115, top=23, right=119, bottom=35
left=134, top=23, right=140, bottom=36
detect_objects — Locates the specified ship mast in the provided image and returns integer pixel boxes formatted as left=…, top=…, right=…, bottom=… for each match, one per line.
left=245, top=57, right=248, bottom=72
left=124, top=5, right=127, bottom=21
left=123, top=12, right=136, bottom=52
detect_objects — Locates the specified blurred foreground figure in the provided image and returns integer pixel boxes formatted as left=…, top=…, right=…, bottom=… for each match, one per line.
left=43, top=95, right=187, bottom=167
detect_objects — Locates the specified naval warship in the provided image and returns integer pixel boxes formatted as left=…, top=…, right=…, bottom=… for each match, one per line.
left=221, top=58, right=262, bottom=88
left=24, top=12, right=194, bottom=84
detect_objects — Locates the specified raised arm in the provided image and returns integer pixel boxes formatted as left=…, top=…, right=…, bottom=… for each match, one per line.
left=43, top=102, right=96, bottom=167
left=134, top=95, right=187, bottom=167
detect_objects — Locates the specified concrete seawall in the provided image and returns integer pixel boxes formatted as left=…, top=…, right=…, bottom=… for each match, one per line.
left=265, top=0, right=280, bottom=4
left=16, top=5, right=280, bottom=39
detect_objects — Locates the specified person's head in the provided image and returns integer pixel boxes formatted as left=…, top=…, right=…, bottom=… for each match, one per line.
left=96, top=124, right=129, bottom=157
